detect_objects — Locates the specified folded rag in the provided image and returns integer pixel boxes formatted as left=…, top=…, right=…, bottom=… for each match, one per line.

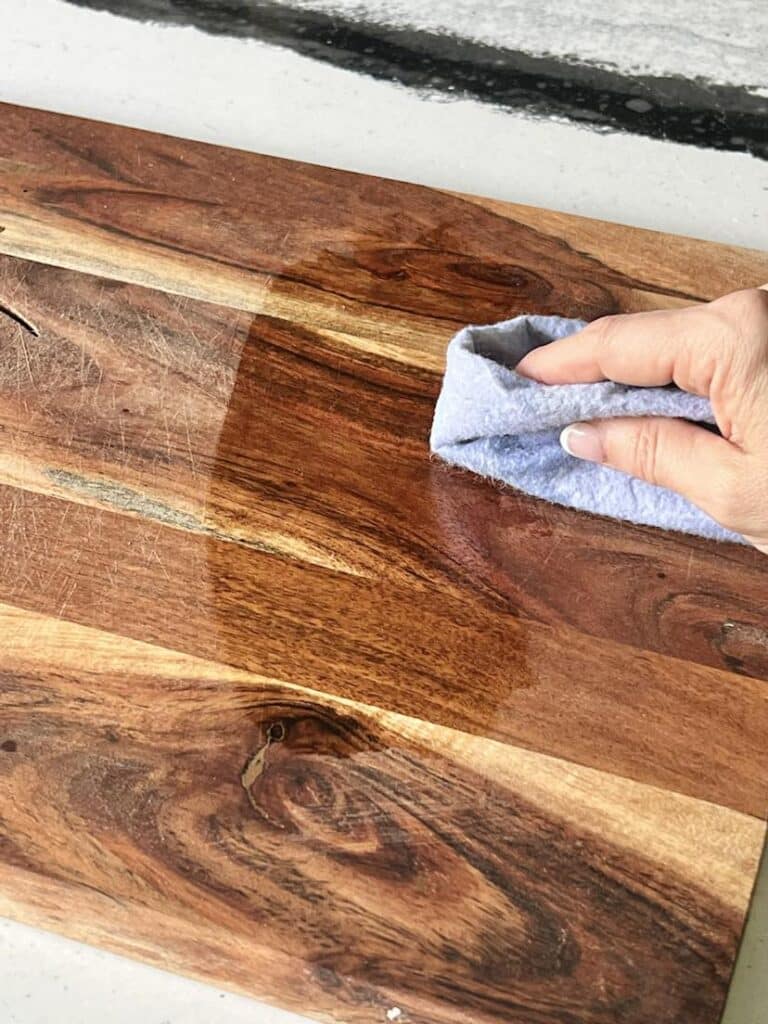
left=430, top=314, right=742, bottom=543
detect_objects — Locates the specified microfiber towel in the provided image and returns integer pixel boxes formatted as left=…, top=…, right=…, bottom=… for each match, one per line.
left=430, top=314, right=743, bottom=543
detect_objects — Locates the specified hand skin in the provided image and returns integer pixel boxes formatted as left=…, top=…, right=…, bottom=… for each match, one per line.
left=515, top=285, right=768, bottom=552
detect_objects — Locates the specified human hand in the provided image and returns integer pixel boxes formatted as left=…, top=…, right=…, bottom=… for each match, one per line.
left=515, top=286, right=768, bottom=552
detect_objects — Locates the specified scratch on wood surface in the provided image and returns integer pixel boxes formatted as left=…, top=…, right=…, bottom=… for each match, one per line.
left=19, top=332, right=34, bottom=386
left=57, top=577, right=78, bottom=620
left=182, top=401, right=197, bottom=475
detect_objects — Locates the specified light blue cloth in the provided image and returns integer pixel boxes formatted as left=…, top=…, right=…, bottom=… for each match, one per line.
left=430, top=314, right=743, bottom=543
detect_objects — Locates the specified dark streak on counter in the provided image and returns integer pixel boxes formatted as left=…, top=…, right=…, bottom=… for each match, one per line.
left=63, top=0, right=768, bottom=159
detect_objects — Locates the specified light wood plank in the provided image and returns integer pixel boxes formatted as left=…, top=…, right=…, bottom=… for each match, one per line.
left=1, top=604, right=763, bottom=1024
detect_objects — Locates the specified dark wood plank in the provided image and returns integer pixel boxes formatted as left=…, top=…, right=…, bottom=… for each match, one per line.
left=0, top=254, right=767, bottom=710
left=2, top=102, right=768, bottom=364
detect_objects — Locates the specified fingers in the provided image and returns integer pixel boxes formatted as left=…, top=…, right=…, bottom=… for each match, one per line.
left=515, top=308, right=688, bottom=386
left=516, top=298, right=755, bottom=397
left=560, top=416, right=744, bottom=523
left=514, top=288, right=768, bottom=542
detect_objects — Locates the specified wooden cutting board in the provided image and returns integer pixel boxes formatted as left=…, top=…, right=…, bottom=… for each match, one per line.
left=0, top=102, right=767, bottom=1024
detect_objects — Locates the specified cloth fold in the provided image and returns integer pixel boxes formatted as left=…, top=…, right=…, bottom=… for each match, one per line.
left=430, top=314, right=742, bottom=543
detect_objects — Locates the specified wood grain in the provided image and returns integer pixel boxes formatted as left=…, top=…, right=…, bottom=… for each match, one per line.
left=0, top=102, right=767, bottom=1023
left=0, top=604, right=763, bottom=1024
left=0, top=255, right=766, bottom=817
left=2, top=103, right=768, bottom=370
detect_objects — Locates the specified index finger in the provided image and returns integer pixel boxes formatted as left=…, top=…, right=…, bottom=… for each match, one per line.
left=515, top=304, right=715, bottom=394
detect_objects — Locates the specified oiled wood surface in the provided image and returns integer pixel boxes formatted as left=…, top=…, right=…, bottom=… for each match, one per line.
left=0, top=103, right=767, bottom=1024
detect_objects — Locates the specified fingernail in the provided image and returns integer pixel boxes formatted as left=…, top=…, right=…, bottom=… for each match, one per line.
left=560, top=423, right=604, bottom=462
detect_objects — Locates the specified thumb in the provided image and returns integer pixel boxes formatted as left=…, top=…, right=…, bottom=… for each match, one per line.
left=560, top=416, right=743, bottom=525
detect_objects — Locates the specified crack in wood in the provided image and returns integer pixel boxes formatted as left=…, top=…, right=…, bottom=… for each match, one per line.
left=241, top=721, right=285, bottom=810
left=0, top=300, right=40, bottom=336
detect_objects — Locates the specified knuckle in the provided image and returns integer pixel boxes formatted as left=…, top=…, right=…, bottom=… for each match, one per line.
left=587, top=314, right=631, bottom=370
left=711, top=288, right=768, bottom=344
left=628, top=420, right=664, bottom=485
left=739, top=286, right=768, bottom=324
left=704, top=290, right=768, bottom=395
left=591, top=314, right=624, bottom=348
